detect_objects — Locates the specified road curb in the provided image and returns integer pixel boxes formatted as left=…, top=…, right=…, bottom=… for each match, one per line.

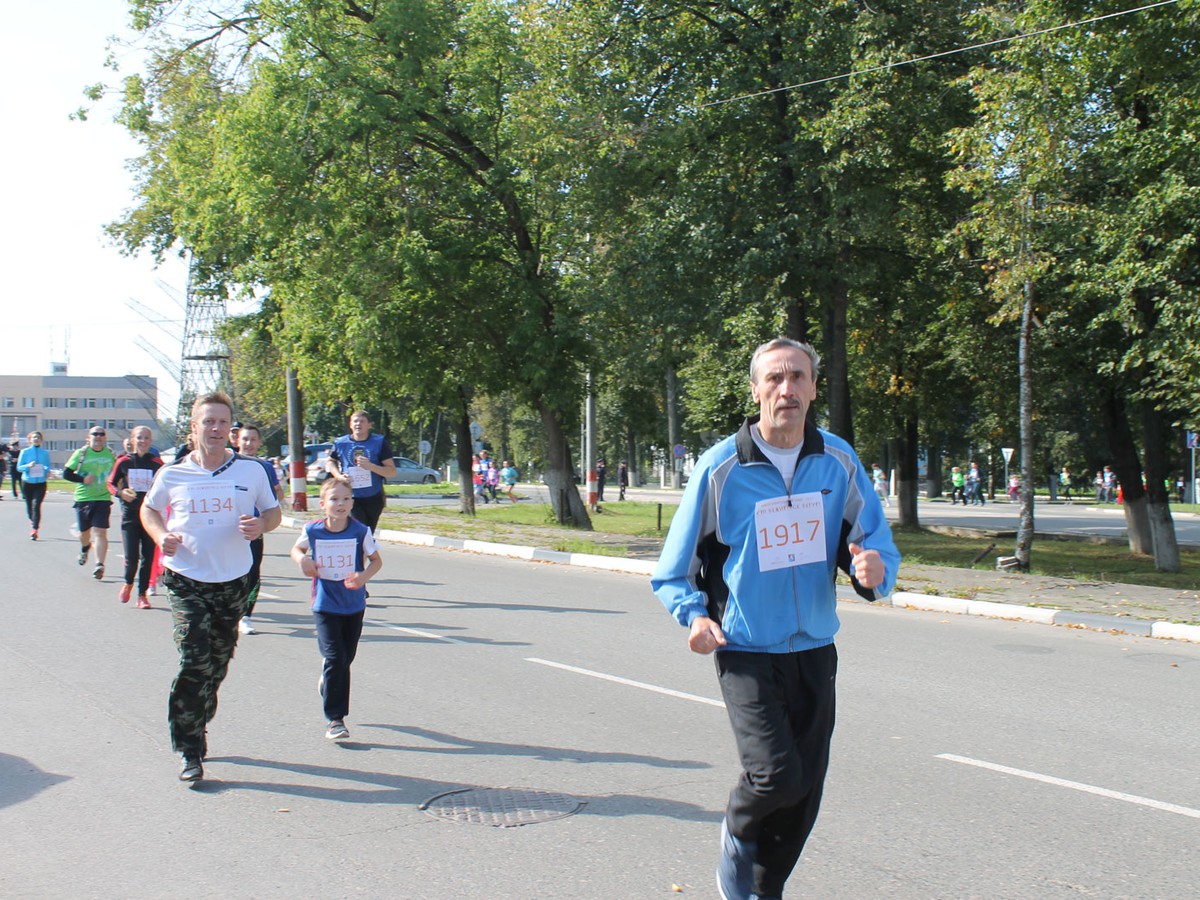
left=283, top=517, right=658, bottom=576
left=281, top=516, right=1199, bottom=644
left=890, top=591, right=1200, bottom=643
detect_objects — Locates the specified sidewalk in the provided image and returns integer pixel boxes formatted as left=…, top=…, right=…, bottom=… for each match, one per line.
left=281, top=512, right=1200, bottom=645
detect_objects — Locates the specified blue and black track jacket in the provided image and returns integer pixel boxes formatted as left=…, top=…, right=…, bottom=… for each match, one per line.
left=652, top=416, right=901, bottom=654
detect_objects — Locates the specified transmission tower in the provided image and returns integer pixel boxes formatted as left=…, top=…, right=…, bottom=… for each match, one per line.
left=175, top=256, right=234, bottom=440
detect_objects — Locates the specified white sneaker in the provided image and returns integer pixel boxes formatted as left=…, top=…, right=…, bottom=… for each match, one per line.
left=239, top=616, right=256, bottom=635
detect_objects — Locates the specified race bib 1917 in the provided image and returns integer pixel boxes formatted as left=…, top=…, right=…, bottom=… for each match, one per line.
left=754, top=492, right=828, bottom=572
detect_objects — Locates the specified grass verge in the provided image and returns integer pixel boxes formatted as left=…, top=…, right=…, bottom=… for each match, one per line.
left=891, top=525, right=1200, bottom=591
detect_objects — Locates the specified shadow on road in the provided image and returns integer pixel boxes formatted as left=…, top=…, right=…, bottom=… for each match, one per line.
left=0, top=753, right=70, bottom=810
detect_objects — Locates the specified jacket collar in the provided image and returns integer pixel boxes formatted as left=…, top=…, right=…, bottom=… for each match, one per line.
left=735, top=414, right=824, bottom=465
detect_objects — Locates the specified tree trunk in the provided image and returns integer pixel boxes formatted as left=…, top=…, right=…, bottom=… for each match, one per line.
left=785, top=299, right=809, bottom=345
left=665, top=365, right=681, bottom=490
left=539, top=401, right=592, bottom=529
left=823, top=265, right=853, bottom=444
left=1101, top=388, right=1152, bottom=553
left=1141, top=402, right=1181, bottom=572
left=1014, top=279, right=1035, bottom=570
left=454, top=388, right=476, bottom=516
left=897, top=416, right=920, bottom=526
left=926, top=445, right=943, bottom=499
left=625, top=425, right=639, bottom=488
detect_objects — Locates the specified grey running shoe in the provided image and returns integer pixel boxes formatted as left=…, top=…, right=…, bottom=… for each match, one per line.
left=179, top=754, right=203, bottom=782
left=326, top=720, right=349, bottom=740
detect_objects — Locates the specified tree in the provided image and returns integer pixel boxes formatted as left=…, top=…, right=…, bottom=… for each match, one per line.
left=109, top=0, right=622, bottom=526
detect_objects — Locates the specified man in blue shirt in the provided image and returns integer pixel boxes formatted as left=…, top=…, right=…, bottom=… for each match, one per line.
left=325, top=411, right=397, bottom=533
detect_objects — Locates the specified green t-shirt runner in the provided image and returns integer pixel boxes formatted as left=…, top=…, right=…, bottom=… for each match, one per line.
left=66, top=446, right=117, bottom=503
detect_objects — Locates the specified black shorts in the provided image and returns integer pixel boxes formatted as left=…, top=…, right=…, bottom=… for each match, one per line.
left=75, top=500, right=113, bottom=531
left=351, top=491, right=385, bottom=532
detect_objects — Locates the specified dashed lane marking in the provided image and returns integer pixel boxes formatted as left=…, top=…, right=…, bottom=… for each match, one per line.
left=937, top=754, right=1200, bottom=820
left=526, top=657, right=725, bottom=708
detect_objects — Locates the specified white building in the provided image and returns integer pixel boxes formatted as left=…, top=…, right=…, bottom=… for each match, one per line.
left=0, top=374, right=158, bottom=467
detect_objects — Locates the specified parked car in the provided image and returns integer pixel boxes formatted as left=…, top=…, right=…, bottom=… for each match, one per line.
left=302, top=442, right=333, bottom=466
left=302, top=443, right=335, bottom=484
left=386, top=456, right=440, bottom=485
left=308, top=453, right=440, bottom=485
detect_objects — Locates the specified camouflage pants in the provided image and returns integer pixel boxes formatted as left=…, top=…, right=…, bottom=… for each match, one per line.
left=164, top=570, right=252, bottom=754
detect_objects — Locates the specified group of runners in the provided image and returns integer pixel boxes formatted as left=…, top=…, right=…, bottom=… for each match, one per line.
left=471, top=449, right=520, bottom=503
left=29, top=400, right=389, bottom=784
left=21, top=342, right=900, bottom=898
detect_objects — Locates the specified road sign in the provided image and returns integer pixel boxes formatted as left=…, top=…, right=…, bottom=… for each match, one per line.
left=418, top=440, right=432, bottom=454
left=672, top=443, right=687, bottom=459
left=1188, top=432, right=1199, bottom=449
left=1001, top=447, right=1014, bottom=463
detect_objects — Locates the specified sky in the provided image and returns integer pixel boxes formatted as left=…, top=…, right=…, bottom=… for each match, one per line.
left=2, top=1, right=199, bottom=422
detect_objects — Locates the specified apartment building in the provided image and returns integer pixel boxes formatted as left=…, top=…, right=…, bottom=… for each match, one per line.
left=0, top=374, right=158, bottom=467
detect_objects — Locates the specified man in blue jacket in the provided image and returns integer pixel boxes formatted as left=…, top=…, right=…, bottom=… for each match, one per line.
left=652, top=337, right=900, bottom=900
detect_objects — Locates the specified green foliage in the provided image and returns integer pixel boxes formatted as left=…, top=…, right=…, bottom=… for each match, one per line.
left=100, top=0, right=1200, bottom=531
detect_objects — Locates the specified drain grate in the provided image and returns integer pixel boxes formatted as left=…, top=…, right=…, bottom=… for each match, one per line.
left=419, top=787, right=586, bottom=828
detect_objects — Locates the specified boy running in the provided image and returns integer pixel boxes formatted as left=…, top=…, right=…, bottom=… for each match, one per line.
left=291, top=476, right=382, bottom=741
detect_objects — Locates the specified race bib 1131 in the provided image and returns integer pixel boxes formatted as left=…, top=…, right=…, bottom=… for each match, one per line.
left=314, top=538, right=357, bottom=581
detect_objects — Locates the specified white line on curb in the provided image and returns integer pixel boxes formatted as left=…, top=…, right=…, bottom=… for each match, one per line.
left=526, top=657, right=726, bottom=708
left=937, top=753, right=1200, bottom=820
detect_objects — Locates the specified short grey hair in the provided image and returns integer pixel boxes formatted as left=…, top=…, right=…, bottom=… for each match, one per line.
left=749, top=338, right=821, bottom=383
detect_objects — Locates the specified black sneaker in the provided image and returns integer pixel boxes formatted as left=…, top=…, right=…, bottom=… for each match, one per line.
left=179, top=754, right=204, bottom=782
left=78, top=545, right=90, bottom=566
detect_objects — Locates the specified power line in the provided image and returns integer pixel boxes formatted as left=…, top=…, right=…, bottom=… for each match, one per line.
left=696, top=0, right=1182, bottom=110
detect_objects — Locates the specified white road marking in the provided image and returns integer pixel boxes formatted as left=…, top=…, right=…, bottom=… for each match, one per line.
left=526, top=657, right=726, bottom=708
left=365, top=619, right=467, bottom=644
left=937, top=754, right=1200, bottom=820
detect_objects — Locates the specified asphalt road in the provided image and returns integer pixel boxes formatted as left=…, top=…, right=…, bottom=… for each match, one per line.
left=3, top=493, right=1198, bottom=898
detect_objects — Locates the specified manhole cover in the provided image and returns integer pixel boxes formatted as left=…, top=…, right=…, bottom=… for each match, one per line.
left=419, top=787, right=586, bottom=827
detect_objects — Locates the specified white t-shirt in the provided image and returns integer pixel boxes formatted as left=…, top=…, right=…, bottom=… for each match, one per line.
left=144, top=452, right=280, bottom=584
left=751, top=424, right=803, bottom=487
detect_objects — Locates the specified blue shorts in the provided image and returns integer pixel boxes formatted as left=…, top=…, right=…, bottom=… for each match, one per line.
left=75, top=500, right=113, bottom=531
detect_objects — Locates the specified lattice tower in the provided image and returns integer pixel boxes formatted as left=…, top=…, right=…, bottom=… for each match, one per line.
left=175, top=256, right=233, bottom=441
